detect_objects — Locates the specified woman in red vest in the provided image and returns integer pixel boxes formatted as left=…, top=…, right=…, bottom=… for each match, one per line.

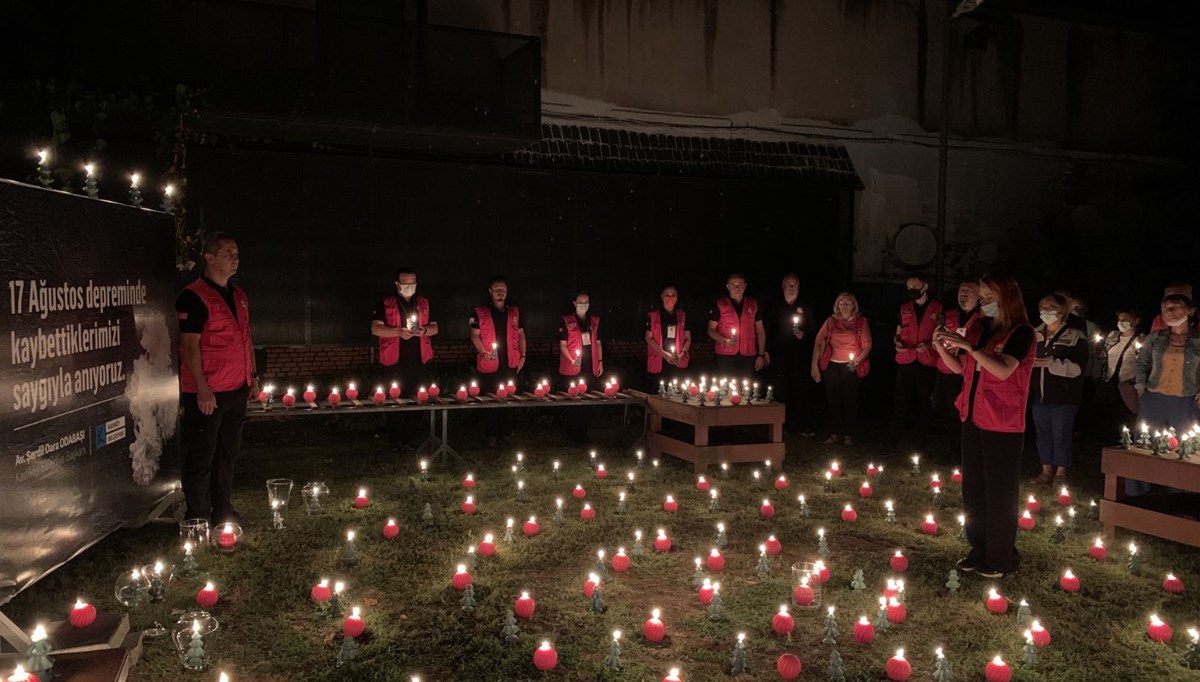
left=645, top=284, right=691, bottom=389
left=559, top=290, right=603, bottom=442
left=934, top=273, right=1035, bottom=579
left=811, top=292, right=872, bottom=446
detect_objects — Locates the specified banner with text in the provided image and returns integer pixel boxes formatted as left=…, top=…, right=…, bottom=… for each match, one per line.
left=0, top=179, right=180, bottom=605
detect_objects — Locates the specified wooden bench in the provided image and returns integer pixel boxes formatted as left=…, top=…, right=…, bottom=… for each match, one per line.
left=1100, top=446, right=1200, bottom=548
left=637, top=392, right=785, bottom=474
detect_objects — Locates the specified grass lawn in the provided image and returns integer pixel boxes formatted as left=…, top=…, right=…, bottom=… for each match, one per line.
left=4, top=410, right=1199, bottom=682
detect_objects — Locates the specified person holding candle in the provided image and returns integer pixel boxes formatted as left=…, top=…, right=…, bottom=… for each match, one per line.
left=1029, top=293, right=1089, bottom=487
left=811, top=292, right=872, bottom=446
left=560, top=290, right=603, bottom=442
left=890, top=274, right=943, bottom=448
left=766, top=273, right=816, bottom=435
left=932, top=282, right=981, bottom=447
left=1129, top=293, right=1200, bottom=495
left=372, top=266, right=439, bottom=451
left=933, top=273, right=1034, bottom=579
left=175, top=232, right=255, bottom=525
left=470, top=276, right=526, bottom=447
left=1094, top=308, right=1144, bottom=423
left=645, top=284, right=691, bottom=388
left=707, top=273, right=768, bottom=378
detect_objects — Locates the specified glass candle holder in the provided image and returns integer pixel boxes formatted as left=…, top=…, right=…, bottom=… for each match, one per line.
left=266, top=478, right=294, bottom=530
left=179, top=518, right=211, bottom=554
left=171, top=610, right=219, bottom=671
left=301, top=482, right=330, bottom=515
left=114, top=568, right=152, bottom=609
left=790, top=561, right=823, bottom=610
left=213, top=522, right=243, bottom=552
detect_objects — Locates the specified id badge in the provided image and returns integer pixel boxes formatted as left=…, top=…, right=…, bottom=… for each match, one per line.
left=667, top=325, right=677, bottom=338
left=582, top=332, right=592, bottom=346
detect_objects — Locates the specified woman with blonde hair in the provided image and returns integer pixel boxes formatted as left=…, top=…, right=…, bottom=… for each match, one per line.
left=811, top=292, right=872, bottom=446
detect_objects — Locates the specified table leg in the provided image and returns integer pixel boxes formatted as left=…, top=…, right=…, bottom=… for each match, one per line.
left=695, top=425, right=709, bottom=447
left=415, top=410, right=442, bottom=456
left=769, top=421, right=784, bottom=443
left=432, top=409, right=464, bottom=465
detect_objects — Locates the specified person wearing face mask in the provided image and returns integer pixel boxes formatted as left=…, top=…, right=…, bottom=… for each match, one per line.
left=560, top=290, right=603, bottom=442
left=1029, top=294, right=1088, bottom=486
left=372, top=266, right=439, bottom=450
left=891, top=274, right=943, bottom=446
left=934, top=273, right=1035, bottom=579
left=1097, top=310, right=1143, bottom=421
left=646, top=284, right=690, bottom=388
left=1150, top=282, right=1198, bottom=331
left=766, top=273, right=816, bottom=435
left=932, top=282, right=981, bottom=440
left=470, top=275, right=526, bottom=447
left=811, top=292, right=872, bottom=446
left=708, top=273, right=768, bottom=379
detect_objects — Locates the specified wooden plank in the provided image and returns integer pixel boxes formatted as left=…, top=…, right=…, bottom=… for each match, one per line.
left=1100, top=448, right=1200, bottom=489
left=1100, top=500, right=1200, bottom=548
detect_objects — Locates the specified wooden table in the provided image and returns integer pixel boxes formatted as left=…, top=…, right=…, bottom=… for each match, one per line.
left=636, top=391, right=785, bottom=474
left=1100, top=446, right=1200, bottom=547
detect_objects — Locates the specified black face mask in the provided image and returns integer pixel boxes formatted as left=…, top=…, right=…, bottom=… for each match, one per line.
left=907, top=288, right=924, bottom=300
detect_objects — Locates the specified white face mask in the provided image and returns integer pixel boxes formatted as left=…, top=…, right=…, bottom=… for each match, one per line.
left=575, top=303, right=589, bottom=316
left=1039, top=311, right=1059, bottom=325
left=981, top=301, right=999, bottom=318
left=1117, top=321, right=1132, bottom=333
left=1167, top=317, right=1189, bottom=328
left=398, top=284, right=417, bottom=298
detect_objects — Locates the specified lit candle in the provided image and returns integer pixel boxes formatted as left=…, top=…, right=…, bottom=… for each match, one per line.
left=383, top=518, right=399, bottom=539
left=1148, top=614, right=1173, bottom=642
left=69, top=598, right=97, bottom=628
left=1090, top=536, right=1107, bottom=560
left=1060, top=568, right=1080, bottom=593
left=196, top=581, right=219, bottom=608
left=343, top=606, right=365, bottom=638
left=354, top=488, right=370, bottom=508
left=643, top=608, right=666, bottom=642
left=452, top=564, right=472, bottom=591
left=984, top=654, right=1011, bottom=682
left=217, top=522, right=238, bottom=548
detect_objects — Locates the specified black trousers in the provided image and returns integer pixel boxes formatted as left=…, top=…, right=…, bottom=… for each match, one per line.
left=891, top=362, right=936, bottom=437
left=821, top=363, right=860, bottom=436
left=932, top=371, right=965, bottom=446
left=181, top=385, right=249, bottom=522
left=385, top=357, right=429, bottom=444
left=715, top=354, right=756, bottom=380
left=960, top=421, right=1023, bottom=573
left=770, top=354, right=815, bottom=431
left=481, top=372, right=514, bottom=439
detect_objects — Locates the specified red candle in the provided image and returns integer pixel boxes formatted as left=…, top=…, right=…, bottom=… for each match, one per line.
left=890, top=550, right=908, bottom=572
left=567, top=384, right=579, bottom=397
left=643, top=609, right=665, bottom=642
left=1089, top=537, right=1108, bottom=561
left=462, top=473, right=476, bottom=489
left=760, top=498, right=775, bottom=518
left=775, top=474, right=789, bottom=489
left=688, top=384, right=699, bottom=397
left=929, top=473, right=941, bottom=489
left=461, top=496, right=477, bottom=514
left=217, top=523, right=238, bottom=548
left=452, top=565, right=472, bottom=591
left=386, top=382, right=400, bottom=399
left=859, top=481, right=873, bottom=498
left=885, top=649, right=911, bottom=681
left=985, top=588, right=1007, bottom=614
left=346, top=384, right=360, bottom=400
left=771, top=605, right=795, bottom=636
left=1018, top=511, right=1036, bottom=530
left=852, top=616, right=875, bottom=643
left=523, top=517, right=539, bottom=537
left=479, top=534, right=496, bottom=557
left=457, top=385, right=469, bottom=401
left=372, top=387, right=386, bottom=405
left=984, top=655, right=1012, bottom=682
left=886, top=598, right=906, bottom=624
left=515, top=591, right=536, bottom=619
left=1057, top=486, right=1072, bottom=506
left=580, top=503, right=595, bottom=520
left=951, top=468, right=962, bottom=483
left=612, top=548, right=631, bottom=572
left=841, top=504, right=858, bottom=522
left=698, top=579, right=715, bottom=605
left=354, top=488, right=370, bottom=509
left=282, top=388, right=296, bottom=407
left=776, top=653, right=802, bottom=680
left=573, top=484, right=587, bottom=500
left=310, top=579, right=332, bottom=603
left=765, top=534, right=782, bottom=556
left=5, top=666, right=39, bottom=682
left=866, top=462, right=879, bottom=477
left=707, top=548, right=725, bottom=571
left=813, top=560, right=830, bottom=584
left=729, top=393, right=742, bottom=405
left=495, top=383, right=508, bottom=400
left=577, top=379, right=588, bottom=393
left=1060, top=569, right=1080, bottom=593
left=654, top=530, right=672, bottom=552
left=921, top=514, right=938, bottom=535
left=302, top=385, right=316, bottom=403
left=468, top=381, right=480, bottom=397
left=382, top=518, right=399, bottom=539
left=663, top=495, right=678, bottom=513
left=1147, top=614, right=1173, bottom=642
left=416, top=386, right=429, bottom=403
left=1025, top=495, right=1040, bottom=513
left=883, top=579, right=900, bottom=599
left=695, top=476, right=710, bottom=492
left=792, top=577, right=814, bottom=606
left=342, top=607, right=365, bottom=638
left=428, top=383, right=440, bottom=399
left=257, top=388, right=269, bottom=403
left=595, top=464, right=608, bottom=479
left=1030, top=620, right=1052, bottom=647
left=830, top=460, right=843, bottom=477
left=605, top=383, right=618, bottom=397
left=533, top=641, right=558, bottom=671
left=327, top=388, right=341, bottom=406
left=69, top=599, right=96, bottom=628
left=583, top=574, right=599, bottom=598
left=1163, top=573, right=1184, bottom=594
left=533, top=384, right=545, bottom=398
left=196, top=581, right=219, bottom=608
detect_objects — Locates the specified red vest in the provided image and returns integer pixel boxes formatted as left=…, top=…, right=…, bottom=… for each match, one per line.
left=179, top=278, right=253, bottom=393
left=475, top=305, right=521, bottom=373
left=936, top=307, right=980, bottom=374
left=647, top=309, right=690, bottom=373
left=955, top=321, right=1035, bottom=433
left=896, top=299, right=943, bottom=366
left=559, top=313, right=601, bottom=376
left=378, top=295, right=434, bottom=367
left=714, top=297, right=758, bottom=356
left=817, top=316, right=871, bottom=378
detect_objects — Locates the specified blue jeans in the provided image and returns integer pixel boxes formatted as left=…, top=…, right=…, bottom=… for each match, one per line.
left=1031, top=401, right=1079, bottom=468
left=1125, top=390, right=1200, bottom=496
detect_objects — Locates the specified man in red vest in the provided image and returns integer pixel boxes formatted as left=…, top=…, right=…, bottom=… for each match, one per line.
left=559, top=290, right=604, bottom=442
left=470, top=276, right=526, bottom=447
left=707, top=273, right=768, bottom=379
left=175, top=232, right=256, bottom=525
left=891, top=274, right=943, bottom=445
left=371, top=266, right=439, bottom=450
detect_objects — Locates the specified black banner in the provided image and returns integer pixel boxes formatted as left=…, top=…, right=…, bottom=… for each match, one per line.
left=0, top=179, right=180, bottom=605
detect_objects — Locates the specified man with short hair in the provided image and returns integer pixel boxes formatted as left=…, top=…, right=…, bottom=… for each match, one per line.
left=470, top=276, right=526, bottom=446
left=891, top=274, right=942, bottom=444
left=708, top=273, right=768, bottom=379
left=175, top=232, right=255, bottom=525
left=372, top=266, right=438, bottom=449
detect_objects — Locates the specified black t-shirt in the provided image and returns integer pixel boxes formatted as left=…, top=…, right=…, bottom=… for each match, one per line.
left=372, top=294, right=426, bottom=359
left=966, top=320, right=1035, bottom=419
left=175, top=277, right=238, bottom=335
left=897, top=299, right=931, bottom=326
left=470, top=304, right=515, bottom=360
left=766, top=298, right=811, bottom=355
left=646, top=308, right=683, bottom=347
